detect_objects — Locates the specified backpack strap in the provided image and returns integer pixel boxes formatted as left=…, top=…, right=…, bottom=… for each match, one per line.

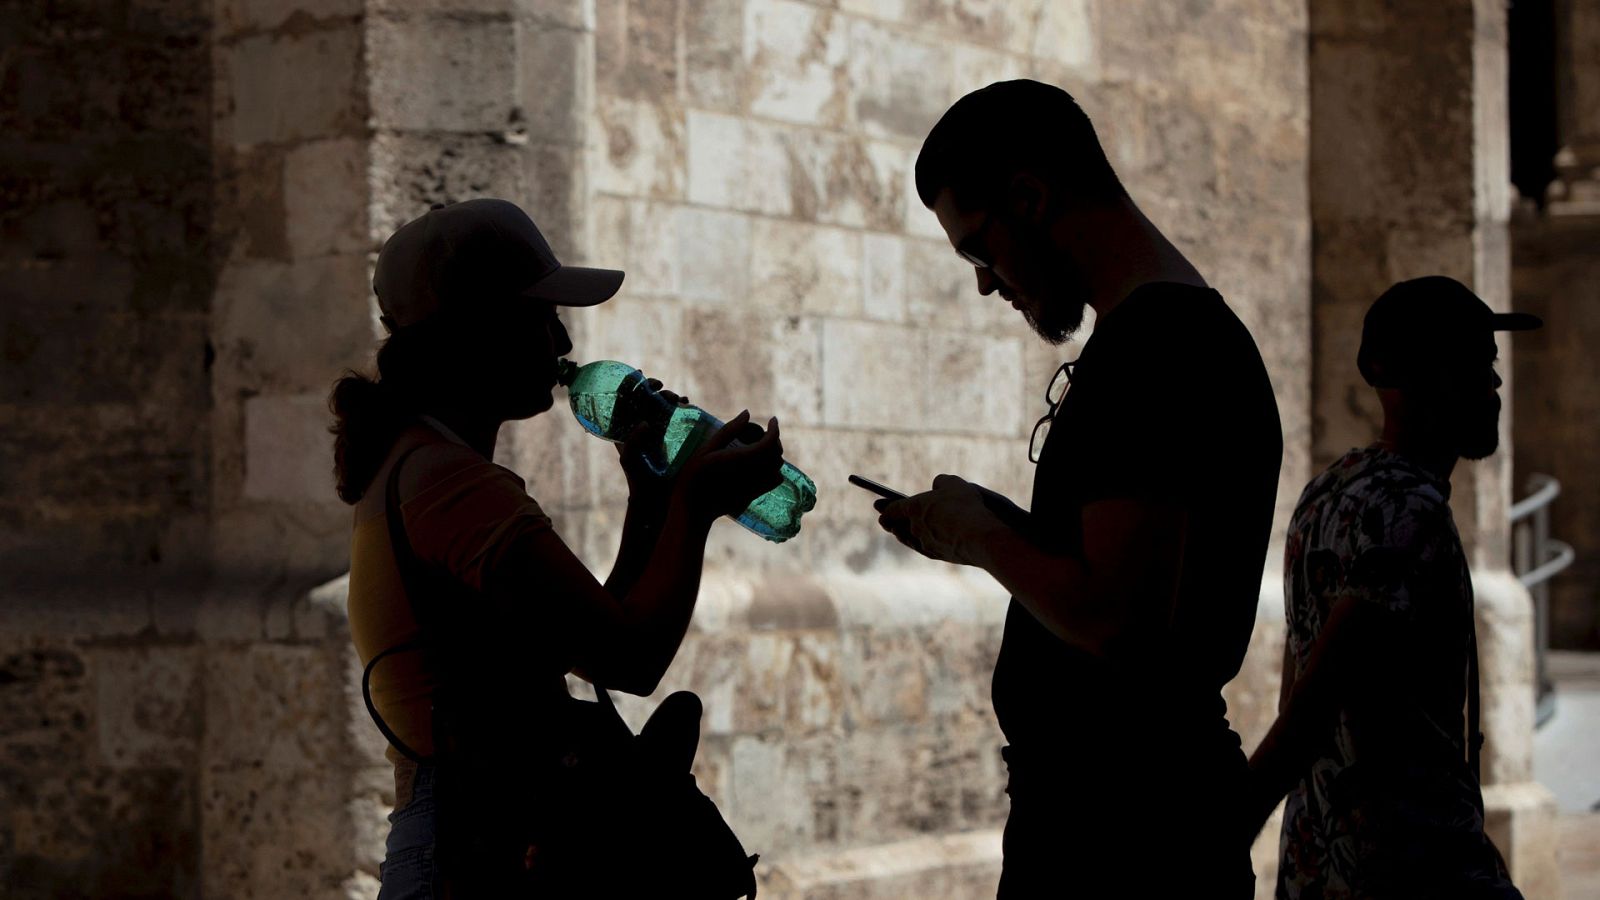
left=360, top=444, right=436, bottom=763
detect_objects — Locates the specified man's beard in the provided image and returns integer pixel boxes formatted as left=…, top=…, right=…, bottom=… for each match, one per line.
left=1458, top=424, right=1500, bottom=461
left=1024, top=294, right=1087, bottom=346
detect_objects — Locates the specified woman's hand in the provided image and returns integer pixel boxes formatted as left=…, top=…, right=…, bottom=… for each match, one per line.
left=677, top=411, right=785, bottom=523
left=615, top=380, right=690, bottom=511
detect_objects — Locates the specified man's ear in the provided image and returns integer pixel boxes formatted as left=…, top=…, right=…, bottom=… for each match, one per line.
left=1007, top=173, right=1051, bottom=225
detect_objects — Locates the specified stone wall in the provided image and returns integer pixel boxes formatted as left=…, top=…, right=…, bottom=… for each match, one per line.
left=0, top=1, right=216, bottom=581
left=4, top=0, right=1563, bottom=897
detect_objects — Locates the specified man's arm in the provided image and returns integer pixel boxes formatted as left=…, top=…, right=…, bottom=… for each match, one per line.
left=1243, top=595, right=1414, bottom=837
left=878, top=475, right=1188, bottom=658
left=969, top=497, right=1187, bottom=657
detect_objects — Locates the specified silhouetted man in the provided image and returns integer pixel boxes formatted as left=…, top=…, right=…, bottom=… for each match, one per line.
left=877, top=80, right=1283, bottom=897
left=1247, top=277, right=1538, bottom=899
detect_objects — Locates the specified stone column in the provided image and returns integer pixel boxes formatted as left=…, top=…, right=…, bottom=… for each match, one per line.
left=1552, top=0, right=1600, bottom=210
left=1309, top=0, right=1558, bottom=894
left=1514, top=0, right=1600, bottom=653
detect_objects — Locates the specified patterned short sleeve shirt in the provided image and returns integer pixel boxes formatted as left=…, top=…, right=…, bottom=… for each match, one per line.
left=1276, top=447, right=1517, bottom=899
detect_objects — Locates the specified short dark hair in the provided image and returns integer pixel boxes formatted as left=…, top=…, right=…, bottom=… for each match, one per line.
left=915, top=79, right=1126, bottom=213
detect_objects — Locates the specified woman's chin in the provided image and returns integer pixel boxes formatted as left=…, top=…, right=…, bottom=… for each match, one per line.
left=509, top=393, right=556, bottom=420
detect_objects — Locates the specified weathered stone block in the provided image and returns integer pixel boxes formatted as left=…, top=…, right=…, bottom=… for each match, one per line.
left=200, top=766, right=355, bottom=899
left=841, top=630, right=929, bottom=726
left=589, top=196, right=679, bottom=295
left=202, top=642, right=343, bottom=770
left=820, top=320, right=925, bottom=430
left=950, top=42, right=1027, bottom=99
left=923, top=330, right=1024, bottom=436
left=751, top=219, right=863, bottom=316
left=1, top=767, right=199, bottom=898
left=677, top=206, right=753, bottom=303
left=284, top=138, right=368, bottom=259
left=839, top=0, right=909, bottom=22
left=746, top=0, right=851, bottom=127
left=213, top=253, right=373, bottom=394
left=592, top=95, right=685, bottom=199
left=726, top=732, right=826, bottom=851
left=0, top=640, right=93, bottom=770
left=687, top=111, right=795, bottom=215
left=369, top=132, right=528, bottom=243
left=847, top=17, right=952, bottom=140
left=903, top=0, right=1021, bottom=52
left=218, top=0, right=362, bottom=33
left=241, top=394, right=340, bottom=503
left=225, top=26, right=363, bottom=146
left=1027, top=0, right=1095, bottom=69
left=685, top=0, right=747, bottom=112
left=520, top=18, right=592, bottom=144
left=368, top=16, right=520, bottom=133
left=861, top=232, right=907, bottom=322
left=787, top=131, right=910, bottom=230
left=92, top=645, right=202, bottom=770
left=595, top=0, right=681, bottom=101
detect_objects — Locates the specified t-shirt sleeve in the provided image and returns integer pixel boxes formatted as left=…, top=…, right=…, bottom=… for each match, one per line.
left=401, top=462, right=555, bottom=594
left=1077, top=321, right=1206, bottom=504
left=1343, top=491, right=1455, bottom=620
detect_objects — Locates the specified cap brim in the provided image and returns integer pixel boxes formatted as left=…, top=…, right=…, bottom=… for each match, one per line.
left=521, top=265, right=625, bottom=307
left=1491, top=311, right=1543, bottom=332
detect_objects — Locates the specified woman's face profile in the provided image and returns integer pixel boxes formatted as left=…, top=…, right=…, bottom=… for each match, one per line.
left=479, top=301, right=573, bottom=421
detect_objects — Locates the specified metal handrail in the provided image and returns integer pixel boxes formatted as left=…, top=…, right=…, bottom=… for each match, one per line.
left=1510, top=472, right=1574, bottom=728
left=1509, top=474, right=1561, bottom=521
left=1521, top=539, right=1576, bottom=589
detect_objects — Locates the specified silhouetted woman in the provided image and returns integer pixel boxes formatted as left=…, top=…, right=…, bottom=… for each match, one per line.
left=331, top=199, right=782, bottom=897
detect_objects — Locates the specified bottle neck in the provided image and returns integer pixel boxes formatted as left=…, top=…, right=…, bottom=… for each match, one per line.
left=555, top=358, right=580, bottom=387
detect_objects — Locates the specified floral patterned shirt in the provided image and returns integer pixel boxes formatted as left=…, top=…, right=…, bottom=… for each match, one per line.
left=1276, top=447, right=1518, bottom=899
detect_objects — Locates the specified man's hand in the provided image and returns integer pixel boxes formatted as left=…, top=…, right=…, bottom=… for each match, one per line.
left=875, top=473, right=1008, bottom=565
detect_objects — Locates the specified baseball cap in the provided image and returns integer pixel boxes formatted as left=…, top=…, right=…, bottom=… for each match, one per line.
left=1357, top=276, right=1542, bottom=388
left=373, top=198, right=624, bottom=331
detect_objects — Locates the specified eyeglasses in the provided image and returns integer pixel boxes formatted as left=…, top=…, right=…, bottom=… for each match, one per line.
left=1028, top=361, right=1074, bottom=464
left=955, top=214, right=994, bottom=269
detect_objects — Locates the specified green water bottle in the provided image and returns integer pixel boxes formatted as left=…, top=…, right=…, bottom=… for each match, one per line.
left=556, top=359, right=818, bottom=543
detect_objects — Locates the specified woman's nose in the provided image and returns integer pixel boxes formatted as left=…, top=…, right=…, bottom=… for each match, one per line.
left=552, top=319, right=573, bottom=356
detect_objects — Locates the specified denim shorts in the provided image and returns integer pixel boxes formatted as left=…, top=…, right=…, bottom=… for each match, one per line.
left=378, top=764, right=439, bottom=900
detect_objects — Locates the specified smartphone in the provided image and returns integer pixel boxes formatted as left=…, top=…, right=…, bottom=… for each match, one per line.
left=849, top=474, right=907, bottom=502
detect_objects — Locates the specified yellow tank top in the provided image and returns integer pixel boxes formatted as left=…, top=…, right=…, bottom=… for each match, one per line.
left=346, top=460, right=553, bottom=763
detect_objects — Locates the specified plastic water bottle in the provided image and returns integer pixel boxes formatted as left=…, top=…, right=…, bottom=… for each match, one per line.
left=557, top=359, right=818, bottom=542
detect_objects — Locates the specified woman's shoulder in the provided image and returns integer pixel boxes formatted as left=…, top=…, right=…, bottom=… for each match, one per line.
left=356, top=428, right=525, bottom=520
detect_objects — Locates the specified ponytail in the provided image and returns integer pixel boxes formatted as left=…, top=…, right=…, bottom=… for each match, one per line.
left=329, top=334, right=424, bottom=504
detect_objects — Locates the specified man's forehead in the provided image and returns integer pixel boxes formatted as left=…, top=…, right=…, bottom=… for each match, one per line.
left=931, top=188, right=980, bottom=237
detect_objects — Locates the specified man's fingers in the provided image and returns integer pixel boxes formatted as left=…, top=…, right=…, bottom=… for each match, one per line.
left=932, top=472, right=964, bottom=490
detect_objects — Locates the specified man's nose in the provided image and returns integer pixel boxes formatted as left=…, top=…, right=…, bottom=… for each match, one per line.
left=975, top=267, right=998, bottom=296
left=1492, top=369, right=1503, bottom=390
left=553, top=319, right=573, bottom=356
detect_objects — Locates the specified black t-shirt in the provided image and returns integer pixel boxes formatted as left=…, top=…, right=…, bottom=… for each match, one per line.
left=991, top=282, right=1283, bottom=783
